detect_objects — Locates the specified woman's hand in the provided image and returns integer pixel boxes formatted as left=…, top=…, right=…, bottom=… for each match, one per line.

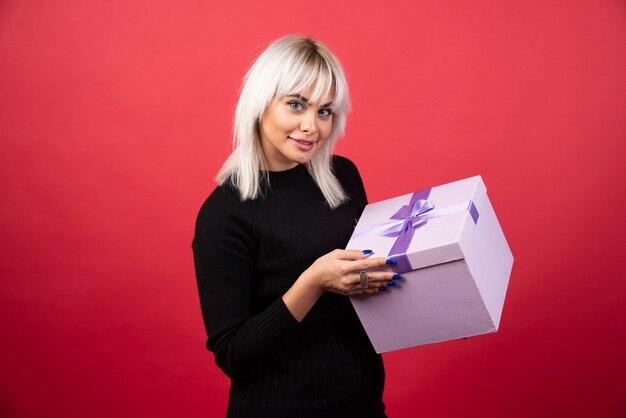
left=283, top=249, right=401, bottom=322
left=301, top=249, right=399, bottom=296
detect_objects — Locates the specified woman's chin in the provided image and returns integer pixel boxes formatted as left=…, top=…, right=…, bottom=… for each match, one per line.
left=286, top=150, right=316, bottom=165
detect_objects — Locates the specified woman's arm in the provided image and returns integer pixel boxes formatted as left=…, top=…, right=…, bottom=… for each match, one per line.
left=282, top=250, right=395, bottom=322
left=193, top=193, right=302, bottom=379
left=281, top=156, right=397, bottom=322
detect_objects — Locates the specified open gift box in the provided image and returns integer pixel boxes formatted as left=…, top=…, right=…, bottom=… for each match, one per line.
left=347, top=176, right=513, bottom=353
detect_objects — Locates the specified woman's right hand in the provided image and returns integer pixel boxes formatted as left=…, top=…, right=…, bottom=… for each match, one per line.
left=283, top=250, right=402, bottom=322
left=301, top=249, right=400, bottom=296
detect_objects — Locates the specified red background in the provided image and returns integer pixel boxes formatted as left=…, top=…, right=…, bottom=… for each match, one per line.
left=1, top=1, right=625, bottom=417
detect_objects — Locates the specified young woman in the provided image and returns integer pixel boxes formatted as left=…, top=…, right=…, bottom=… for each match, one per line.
left=192, top=35, right=401, bottom=418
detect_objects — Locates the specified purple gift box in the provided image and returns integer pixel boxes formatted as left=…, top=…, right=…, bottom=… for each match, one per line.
left=347, top=176, right=514, bottom=353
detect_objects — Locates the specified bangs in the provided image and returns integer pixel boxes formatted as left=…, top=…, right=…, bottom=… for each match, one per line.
left=275, top=51, right=337, bottom=106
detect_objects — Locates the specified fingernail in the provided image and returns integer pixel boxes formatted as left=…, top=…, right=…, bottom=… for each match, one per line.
left=392, top=273, right=403, bottom=280
left=385, top=259, right=396, bottom=265
left=387, top=281, right=397, bottom=287
left=362, top=249, right=373, bottom=254
left=379, top=287, right=387, bottom=292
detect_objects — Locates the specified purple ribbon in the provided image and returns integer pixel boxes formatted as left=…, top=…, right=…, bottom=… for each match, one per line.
left=383, top=189, right=433, bottom=256
left=382, top=188, right=479, bottom=273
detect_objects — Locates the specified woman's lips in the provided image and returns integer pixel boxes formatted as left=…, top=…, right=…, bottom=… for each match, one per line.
left=288, top=136, right=315, bottom=151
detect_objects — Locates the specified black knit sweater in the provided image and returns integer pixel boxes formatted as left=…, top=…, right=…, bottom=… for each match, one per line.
left=192, top=156, right=386, bottom=418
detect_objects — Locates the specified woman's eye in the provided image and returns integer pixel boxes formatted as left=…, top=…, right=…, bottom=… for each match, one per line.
left=287, top=101, right=304, bottom=110
left=318, top=108, right=333, bottom=117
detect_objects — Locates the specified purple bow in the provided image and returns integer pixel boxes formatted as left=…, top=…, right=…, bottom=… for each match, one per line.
left=381, top=188, right=433, bottom=272
left=382, top=196, right=434, bottom=257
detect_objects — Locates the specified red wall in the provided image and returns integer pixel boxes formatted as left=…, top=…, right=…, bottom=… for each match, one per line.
left=1, top=1, right=625, bottom=417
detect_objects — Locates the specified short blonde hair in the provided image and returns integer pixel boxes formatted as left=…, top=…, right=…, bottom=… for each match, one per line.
left=216, top=35, right=351, bottom=208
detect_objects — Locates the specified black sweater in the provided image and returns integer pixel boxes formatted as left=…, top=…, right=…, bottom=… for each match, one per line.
left=192, top=156, right=386, bottom=418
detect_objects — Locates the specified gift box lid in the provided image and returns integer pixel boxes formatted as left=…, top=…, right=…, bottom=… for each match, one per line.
left=347, top=176, right=487, bottom=273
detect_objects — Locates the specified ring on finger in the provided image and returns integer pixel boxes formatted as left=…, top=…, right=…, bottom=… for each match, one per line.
left=359, top=271, right=369, bottom=288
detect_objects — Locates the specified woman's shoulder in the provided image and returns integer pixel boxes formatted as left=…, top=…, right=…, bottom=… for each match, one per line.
left=331, top=154, right=364, bottom=184
left=195, top=182, right=254, bottom=232
left=331, top=154, right=357, bottom=170
left=331, top=155, right=367, bottom=206
left=331, top=155, right=361, bottom=178
left=192, top=183, right=257, bottom=268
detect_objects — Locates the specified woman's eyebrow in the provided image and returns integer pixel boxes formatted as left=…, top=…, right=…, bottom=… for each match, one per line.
left=286, top=94, right=333, bottom=107
left=287, top=94, right=310, bottom=103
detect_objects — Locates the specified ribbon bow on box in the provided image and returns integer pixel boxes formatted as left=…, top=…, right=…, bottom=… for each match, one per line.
left=355, top=188, right=480, bottom=273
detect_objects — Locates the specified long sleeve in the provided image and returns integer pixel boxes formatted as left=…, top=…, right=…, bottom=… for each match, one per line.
left=192, top=187, right=300, bottom=379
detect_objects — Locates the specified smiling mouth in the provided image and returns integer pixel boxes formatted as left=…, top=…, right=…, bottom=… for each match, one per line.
left=288, top=136, right=316, bottom=150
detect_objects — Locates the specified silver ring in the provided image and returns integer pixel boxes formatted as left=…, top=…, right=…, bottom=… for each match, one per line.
left=359, top=271, right=369, bottom=288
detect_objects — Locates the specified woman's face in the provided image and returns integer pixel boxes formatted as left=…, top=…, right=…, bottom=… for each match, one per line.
left=259, top=87, right=334, bottom=171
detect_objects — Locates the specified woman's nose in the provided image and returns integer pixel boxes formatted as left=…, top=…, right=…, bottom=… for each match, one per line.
left=300, top=111, right=317, bottom=135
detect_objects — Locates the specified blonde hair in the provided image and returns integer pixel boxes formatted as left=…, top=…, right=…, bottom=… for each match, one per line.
left=216, top=35, right=351, bottom=208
